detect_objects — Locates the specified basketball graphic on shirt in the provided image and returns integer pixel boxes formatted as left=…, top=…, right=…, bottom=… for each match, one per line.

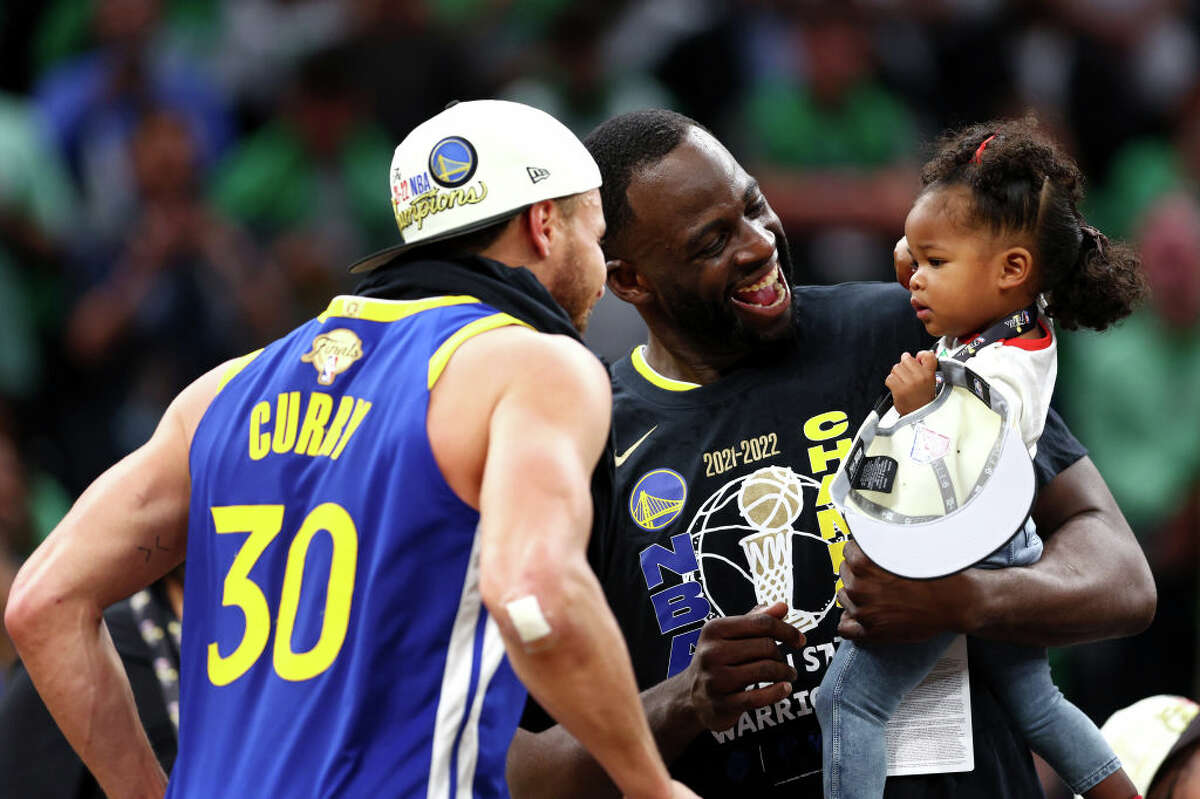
left=685, top=467, right=836, bottom=633
left=737, top=465, right=805, bottom=530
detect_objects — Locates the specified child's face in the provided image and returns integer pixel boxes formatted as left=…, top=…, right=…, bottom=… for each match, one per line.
left=902, top=186, right=1014, bottom=339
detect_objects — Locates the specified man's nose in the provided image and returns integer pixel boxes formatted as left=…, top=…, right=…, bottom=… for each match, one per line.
left=739, top=219, right=775, bottom=264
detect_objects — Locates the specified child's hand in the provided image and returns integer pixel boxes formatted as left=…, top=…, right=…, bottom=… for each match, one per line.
left=886, top=351, right=938, bottom=415
left=894, top=236, right=916, bottom=289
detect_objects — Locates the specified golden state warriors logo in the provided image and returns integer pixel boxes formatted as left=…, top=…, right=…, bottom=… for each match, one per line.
left=301, top=328, right=363, bottom=385
left=629, top=468, right=687, bottom=531
left=428, top=136, right=477, bottom=187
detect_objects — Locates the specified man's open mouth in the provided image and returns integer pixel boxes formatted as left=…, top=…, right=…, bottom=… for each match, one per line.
left=730, top=263, right=789, bottom=309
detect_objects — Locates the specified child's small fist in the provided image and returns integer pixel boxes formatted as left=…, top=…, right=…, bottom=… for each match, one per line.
left=885, top=351, right=938, bottom=415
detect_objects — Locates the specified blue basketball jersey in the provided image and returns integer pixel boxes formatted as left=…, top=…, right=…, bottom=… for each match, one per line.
left=168, top=295, right=530, bottom=798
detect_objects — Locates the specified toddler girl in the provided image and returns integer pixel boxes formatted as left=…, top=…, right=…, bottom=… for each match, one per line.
left=814, top=118, right=1148, bottom=799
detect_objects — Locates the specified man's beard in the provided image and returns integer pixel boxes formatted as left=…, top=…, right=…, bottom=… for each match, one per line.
left=551, top=239, right=598, bottom=334
left=663, top=231, right=798, bottom=365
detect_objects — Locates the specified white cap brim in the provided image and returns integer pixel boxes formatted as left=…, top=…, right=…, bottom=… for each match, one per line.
left=347, top=205, right=531, bottom=274
left=840, top=421, right=1034, bottom=579
left=830, top=360, right=1037, bottom=579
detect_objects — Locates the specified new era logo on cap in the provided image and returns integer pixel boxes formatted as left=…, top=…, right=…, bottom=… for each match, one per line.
left=527, top=166, right=550, bottom=184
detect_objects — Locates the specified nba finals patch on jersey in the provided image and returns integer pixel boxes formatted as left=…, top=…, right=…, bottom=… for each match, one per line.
left=301, top=328, right=363, bottom=385
left=629, top=468, right=687, bottom=531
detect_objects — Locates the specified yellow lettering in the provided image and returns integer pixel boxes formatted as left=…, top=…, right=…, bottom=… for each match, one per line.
left=318, top=397, right=357, bottom=457
left=808, top=438, right=852, bottom=474
left=209, top=502, right=359, bottom=685
left=395, top=204, right=414, bottom=231
left=803, top=411, right=849, bottom=442
left=274, top=503, right=358, bottom=681
left=294, top=393, right=334, bottom=455
left=272, top=392, right=301, bottom=453
left=330, top=399, right=372, bottom=460
left=828, top=538, right=847, bottom=597
left=249, top=401, right=271, bottom=461
left=207, top=505, right=286, bottom=685
left=396, top=182, right=488, bottom=233
left=816, top=506, right=850, bottom=542
left=816, top=472, right=836, bottom=507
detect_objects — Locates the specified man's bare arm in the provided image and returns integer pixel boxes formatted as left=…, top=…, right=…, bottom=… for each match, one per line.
left=444, top=330, right=691, bottom=799
left=4, top=360, right=228, bottom=799
left=838, top=456, right=1156, bottom=646
left=506, top=603, right=802, bottom=799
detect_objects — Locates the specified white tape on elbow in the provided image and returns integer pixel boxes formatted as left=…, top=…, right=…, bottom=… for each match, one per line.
left=505, top=594, right=552, bottom=647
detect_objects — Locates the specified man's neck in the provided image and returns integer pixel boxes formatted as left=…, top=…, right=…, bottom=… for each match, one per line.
left=643, top=333, right=740, bottom=386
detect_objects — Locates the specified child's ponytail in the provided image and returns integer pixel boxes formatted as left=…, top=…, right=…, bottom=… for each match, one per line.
left=1033, top=175, right=1149, bottom=331
left=1042, top=224, right=1146, bottom=331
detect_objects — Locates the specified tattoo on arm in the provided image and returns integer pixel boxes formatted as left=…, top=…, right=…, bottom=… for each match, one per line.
left=136, top=535, right=171, bottom=563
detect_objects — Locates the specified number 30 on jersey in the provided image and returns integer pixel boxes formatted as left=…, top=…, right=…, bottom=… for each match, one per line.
left=208, top=503, right=358, bottom=686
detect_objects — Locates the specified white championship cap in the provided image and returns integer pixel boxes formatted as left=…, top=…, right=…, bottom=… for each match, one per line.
left=830, top=359, right=1035, bottom=579
left=1083, top=695, right=1200, bottom=796
left=349, top=99, right=602, bottom=273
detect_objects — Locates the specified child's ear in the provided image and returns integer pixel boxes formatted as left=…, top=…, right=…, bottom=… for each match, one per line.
left=998, top=246, right=1033, bottom=290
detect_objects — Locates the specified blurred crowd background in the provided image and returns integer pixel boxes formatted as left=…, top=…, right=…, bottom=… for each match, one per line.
left=0, top=0, right=1197, bottom=753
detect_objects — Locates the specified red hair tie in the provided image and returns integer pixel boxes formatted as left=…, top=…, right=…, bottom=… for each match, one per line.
left=971, top=134, right=996, bottom=164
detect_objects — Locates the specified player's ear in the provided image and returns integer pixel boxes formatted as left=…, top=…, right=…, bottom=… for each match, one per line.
left=525, top=200, right=556, bottom=259
left=998, top=246, right=1033, bottom=290
left=607, top=258, right=654, bottom=305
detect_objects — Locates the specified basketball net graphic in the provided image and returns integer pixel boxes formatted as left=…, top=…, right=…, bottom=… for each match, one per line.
left=736, top=467, right=812, bottom=629
left=683, top=465, right=834, bottom=634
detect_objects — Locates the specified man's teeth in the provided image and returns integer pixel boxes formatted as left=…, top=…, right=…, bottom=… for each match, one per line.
left=739, top=265, right=779, bottom=293
left=732, top=265, right=787, bottom=307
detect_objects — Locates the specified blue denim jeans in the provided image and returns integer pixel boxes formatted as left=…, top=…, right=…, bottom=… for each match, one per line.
left=813, top=522, right=1120, bottom=798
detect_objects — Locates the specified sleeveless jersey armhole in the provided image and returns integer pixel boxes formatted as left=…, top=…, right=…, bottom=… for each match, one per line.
left=427, top=312, right=533, bottom=389
left=215, top=348, right=264, bottom=393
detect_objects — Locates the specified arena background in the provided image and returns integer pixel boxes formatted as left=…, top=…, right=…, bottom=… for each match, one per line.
left=0, top=1, right=1196, bottom=796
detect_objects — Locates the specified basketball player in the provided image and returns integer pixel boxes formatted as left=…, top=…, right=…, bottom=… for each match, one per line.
left=507, top=110, right=1155, bottom=798
left=5, top=101, right=695, bottom=799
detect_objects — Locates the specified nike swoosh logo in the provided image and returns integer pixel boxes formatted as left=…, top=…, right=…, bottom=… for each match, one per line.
left=614, top=426, right=658, bottom=468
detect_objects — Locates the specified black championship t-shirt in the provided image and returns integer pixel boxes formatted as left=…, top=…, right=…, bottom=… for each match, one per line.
left=526, top=282, right=1084, bottom=798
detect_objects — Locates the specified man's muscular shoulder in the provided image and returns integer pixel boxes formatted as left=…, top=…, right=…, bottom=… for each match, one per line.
left=430, top=326, right=610, bottom=507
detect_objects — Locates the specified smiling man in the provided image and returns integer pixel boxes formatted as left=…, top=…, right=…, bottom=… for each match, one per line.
left=506, top=110, right=1155, bottom=798
left=602, top=133, right=795, bottom=380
